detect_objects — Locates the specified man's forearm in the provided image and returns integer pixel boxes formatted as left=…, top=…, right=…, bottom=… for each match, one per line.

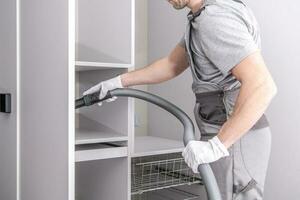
left=121, top=45, right=189, bottom=87
left=121, top=56, right=187, bottom=87
left=217, top=79, right=277, bottom=148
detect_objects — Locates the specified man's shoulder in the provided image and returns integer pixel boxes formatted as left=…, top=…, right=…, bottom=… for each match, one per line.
left=195, top=1, right=248, bottom=30
left=204, top=0, right=247, bottom=14
left=204, top=2, right=230, bottom=16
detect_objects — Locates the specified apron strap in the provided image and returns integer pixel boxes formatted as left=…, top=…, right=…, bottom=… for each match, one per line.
left=195, top=90, right=270, bottom=131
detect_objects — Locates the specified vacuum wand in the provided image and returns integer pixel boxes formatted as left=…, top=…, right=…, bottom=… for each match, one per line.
left=75, top=88, right=222, bottom=200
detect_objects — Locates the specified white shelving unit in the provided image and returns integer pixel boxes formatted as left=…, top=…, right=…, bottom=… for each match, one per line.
left=74, top=0, right=135, bottom=200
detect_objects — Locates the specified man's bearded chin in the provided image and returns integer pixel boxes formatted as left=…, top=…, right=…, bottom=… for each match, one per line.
left=172, top=0, right=189, bottom=10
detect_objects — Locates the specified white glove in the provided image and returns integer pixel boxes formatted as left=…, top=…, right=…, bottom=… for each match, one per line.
left=182, top=136, right=229, bottom=173
left=83, top=75, right=123, bottom=106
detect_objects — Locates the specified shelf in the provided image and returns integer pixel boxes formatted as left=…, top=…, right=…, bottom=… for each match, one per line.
left=133, top=136, right=184, bottom=157
left=132, top=186, right=201, bottom=200
left=76, top=128, right=128, bottom=145
left=75, top=61, right=133, bottom=71
left=75, top=143, right=128, bottom=162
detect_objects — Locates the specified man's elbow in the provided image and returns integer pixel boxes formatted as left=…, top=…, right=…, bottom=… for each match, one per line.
left=271, top=82, right=278, bottom=98
left=264, top=78, right=278, bottom=99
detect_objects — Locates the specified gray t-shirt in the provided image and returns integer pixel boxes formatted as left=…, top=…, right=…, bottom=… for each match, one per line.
left=179, top=0, right=261, bottom=91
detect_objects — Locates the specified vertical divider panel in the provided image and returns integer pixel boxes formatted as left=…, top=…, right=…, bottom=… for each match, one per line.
left=69, top=0, right=76, bottom=199
left=128, top=2, right=136, bottom=199
left=20, top=0, right=71, bottom=200
left=127, top=69, right=135, bottom=200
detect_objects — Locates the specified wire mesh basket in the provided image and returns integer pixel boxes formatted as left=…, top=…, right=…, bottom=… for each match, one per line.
left=131, top=153, right=202, bottom=195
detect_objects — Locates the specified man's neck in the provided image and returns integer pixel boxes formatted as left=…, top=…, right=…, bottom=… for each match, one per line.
left=188, top=0, right=205, bottom=13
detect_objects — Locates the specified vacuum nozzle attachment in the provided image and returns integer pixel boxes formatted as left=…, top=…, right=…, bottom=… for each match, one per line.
left=75, top=91, right=112, bottom=109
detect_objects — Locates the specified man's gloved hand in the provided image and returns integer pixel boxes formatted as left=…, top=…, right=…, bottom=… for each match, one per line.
left=83, top=75, right=123, bottom=106
left=182, top=136, right=229, bottom=173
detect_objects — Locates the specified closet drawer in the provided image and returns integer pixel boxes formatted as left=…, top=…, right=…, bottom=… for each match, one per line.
left=75, top=143, right=128, bottom=162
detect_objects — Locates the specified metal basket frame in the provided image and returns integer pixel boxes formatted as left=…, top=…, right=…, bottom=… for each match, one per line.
left=131, top=153, right=202, bottom=195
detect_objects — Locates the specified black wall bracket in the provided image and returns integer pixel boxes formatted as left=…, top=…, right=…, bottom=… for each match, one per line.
left=0, top=93, right=11, bottom=113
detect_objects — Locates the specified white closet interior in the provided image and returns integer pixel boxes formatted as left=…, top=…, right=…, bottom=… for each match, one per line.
left=74, top=0, right=201, bottom=199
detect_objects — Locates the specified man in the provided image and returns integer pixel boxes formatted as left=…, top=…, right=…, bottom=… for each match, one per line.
left=84, top=0, right=277, bottom=199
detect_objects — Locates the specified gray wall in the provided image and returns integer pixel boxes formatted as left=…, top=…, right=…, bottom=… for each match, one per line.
left=147, top=0, right=300, bottom=199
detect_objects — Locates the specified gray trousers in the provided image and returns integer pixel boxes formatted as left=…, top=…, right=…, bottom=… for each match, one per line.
left=208, top=127, right=271, bottom=200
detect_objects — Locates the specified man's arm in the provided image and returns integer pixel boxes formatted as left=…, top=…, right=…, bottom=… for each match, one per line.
left=217, top=51, right=277, bottom=148
left=121, top=44, right=189, bottom=87
left=83, top=44, right=188, bottom=105
left=182, top=51, right=277, bottom=173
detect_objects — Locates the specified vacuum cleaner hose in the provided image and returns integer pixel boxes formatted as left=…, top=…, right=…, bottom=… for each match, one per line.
left=75, top=88, right=222, bottom=200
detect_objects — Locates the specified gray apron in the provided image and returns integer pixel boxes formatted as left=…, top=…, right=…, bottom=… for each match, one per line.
left=183, top=3, right=271, bottom=200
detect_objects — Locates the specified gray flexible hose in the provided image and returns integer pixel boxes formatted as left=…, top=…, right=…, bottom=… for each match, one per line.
left=75, top=88, right=222, bottom=200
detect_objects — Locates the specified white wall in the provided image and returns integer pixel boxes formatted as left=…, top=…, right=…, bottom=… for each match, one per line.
left=147, top=0, right=300, bottom=199
left=134, top=0, right=149, bottom=136
left=147, top=1, right=197, bottom=141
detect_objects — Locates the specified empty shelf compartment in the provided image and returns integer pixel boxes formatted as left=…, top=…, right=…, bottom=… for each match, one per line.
left=76, top=156, right=129, bottom=200
left=76, top=128, right=128, bottom=145
left=133, top=136, right=184, bottom=157
left=75, top=142, right=128, bottom=162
